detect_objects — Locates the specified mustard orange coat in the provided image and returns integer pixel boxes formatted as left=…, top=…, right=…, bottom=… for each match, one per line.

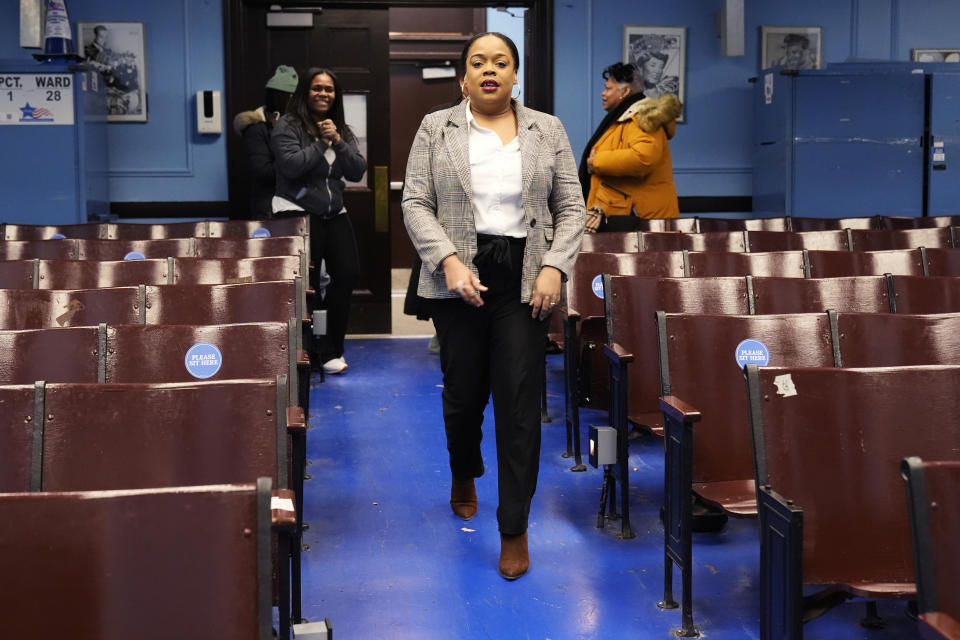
left=586, top=94, right=682, bottom=219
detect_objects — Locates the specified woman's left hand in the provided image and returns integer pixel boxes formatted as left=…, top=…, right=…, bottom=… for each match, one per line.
left=530, top=266, right=562, bottom=320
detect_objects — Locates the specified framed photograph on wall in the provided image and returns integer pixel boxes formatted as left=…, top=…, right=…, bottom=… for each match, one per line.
left=912, top=48, right=960, bottom=63
left=78, top=21, right=147, bottom=122
left=623, top=25, right=686, bottom=122
left=760, top=26, right=822, bottom=71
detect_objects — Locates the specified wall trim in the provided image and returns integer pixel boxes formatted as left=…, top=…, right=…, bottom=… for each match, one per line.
left=674, top=166, right=752, bottom=175
left=109, top=0, right=195, bottom=179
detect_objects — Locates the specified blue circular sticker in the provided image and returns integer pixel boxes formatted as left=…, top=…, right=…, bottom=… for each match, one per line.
left=251, top=227, right=271, bottom=238
left=735, top=339, right=770, bottom=368
left=184, top=343, right=223, bottom=379
left=50, top=233, right=66, bottom=240
left=591, top=274, right=604, bottom=299
left=123, top=251, right=146, bottom=261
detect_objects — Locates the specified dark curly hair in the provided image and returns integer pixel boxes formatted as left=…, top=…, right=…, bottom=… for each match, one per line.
left=602, top=62, right=638, bottom=85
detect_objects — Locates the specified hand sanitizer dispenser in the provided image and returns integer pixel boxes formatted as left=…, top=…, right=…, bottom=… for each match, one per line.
left=196, top=90, right=222, bottom=134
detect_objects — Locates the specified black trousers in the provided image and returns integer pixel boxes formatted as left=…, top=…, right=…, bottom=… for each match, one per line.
left=309, top=213, right=359, bottom=363
left=430, top=237, right=549, bottom=535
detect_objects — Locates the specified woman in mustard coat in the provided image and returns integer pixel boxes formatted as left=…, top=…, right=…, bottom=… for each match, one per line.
left=578, top=62, right=682, bottom=229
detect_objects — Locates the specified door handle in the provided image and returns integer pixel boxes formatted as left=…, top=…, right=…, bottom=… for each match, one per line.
left=374, top=166, right=388, bottom=233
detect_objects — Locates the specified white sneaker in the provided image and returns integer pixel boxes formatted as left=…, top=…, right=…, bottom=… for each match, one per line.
left=322, top=357, right=348, bottom=374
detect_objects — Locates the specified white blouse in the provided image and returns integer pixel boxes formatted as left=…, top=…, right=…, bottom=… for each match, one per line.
left=465, top=102, right=526, bottom=238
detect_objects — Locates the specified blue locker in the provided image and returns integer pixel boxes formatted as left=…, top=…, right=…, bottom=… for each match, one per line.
left=928, top=73, right=960, bottom=215
left=0, top=62, right=108, bottom=225
left=753, top=68, right=925, bottom=217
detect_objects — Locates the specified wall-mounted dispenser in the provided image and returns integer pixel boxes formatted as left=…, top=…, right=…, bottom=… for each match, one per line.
left=196, top=89, right=222, bottom=134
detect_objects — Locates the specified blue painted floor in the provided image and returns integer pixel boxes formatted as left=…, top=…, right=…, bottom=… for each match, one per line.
left=301, top=337, right=922, bottom=639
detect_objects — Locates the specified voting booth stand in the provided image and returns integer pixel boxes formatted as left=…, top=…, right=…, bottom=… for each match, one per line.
left=0, top=61, right=109, bottom=225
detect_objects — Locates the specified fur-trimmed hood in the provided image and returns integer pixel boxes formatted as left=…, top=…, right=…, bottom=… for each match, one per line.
left=232, top=106, right=267, bottom=135
left=618, top=94, right=682, bottom=136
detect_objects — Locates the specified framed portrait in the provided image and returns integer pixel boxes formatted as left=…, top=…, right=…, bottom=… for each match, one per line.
left=623, top=25, right=686, bottom=122
left=761, top=26, right=822, bottom=71
left=78, top=21, right=148, bottom=122
left=912, top=48, right=960, bottom=63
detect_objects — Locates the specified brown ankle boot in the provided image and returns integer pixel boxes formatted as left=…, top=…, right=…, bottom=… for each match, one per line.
left=498, top=531, right=529, bottom=580
left=450, top=476, right=477, bottom=520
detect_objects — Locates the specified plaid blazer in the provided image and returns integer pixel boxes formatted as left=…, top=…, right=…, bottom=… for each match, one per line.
left=402, top=101, right=585, bottom=302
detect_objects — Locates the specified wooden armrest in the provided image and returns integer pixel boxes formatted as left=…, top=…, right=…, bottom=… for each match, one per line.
left=565, top=305, right=581, bottom=322
left=286, top=405, right=306, bottom=433
left=297, top=349, right=310, bottom=367
left=920, top=612, right=960, bottom=640
left=660, top=395, right=702, bottom=423
left=270, top=488, right=297, bottom=531
left=603, top=342, right=634, bottom=364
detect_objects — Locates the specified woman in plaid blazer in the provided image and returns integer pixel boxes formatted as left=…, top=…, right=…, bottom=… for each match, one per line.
left=402, top=32, right=584, bottom=580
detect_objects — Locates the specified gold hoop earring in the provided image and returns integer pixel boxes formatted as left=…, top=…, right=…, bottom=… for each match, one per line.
left=461, top=84, right=469, bottom=100
left=512, top=84, right=521, bottom=100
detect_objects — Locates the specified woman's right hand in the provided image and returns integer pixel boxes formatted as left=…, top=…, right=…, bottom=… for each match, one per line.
left=585, top=207, right=604, bottom=233
left=442, top=255, right=487, bottom=307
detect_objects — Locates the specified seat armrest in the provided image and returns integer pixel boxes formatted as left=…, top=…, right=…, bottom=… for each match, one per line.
left=297, top=349, right=310, bottom=367
left=660, top=395, right=702, bottom=423
left=286, top=405, right=306, bottom=433
left=565, top=305, right=581, bottom=322
left=270, top=488, right=297, bottom=531
left=604, top=341, right=634, bottom=364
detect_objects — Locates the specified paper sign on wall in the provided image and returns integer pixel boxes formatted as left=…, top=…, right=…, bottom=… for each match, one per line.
left=0, top=73, right=74, bottom=125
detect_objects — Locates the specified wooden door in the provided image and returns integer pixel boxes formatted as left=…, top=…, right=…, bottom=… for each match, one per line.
left=226, top=2, right=391, bottom=334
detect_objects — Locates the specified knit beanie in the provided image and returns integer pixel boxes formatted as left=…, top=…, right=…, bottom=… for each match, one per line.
left=266, top=65, right=298, bottom=94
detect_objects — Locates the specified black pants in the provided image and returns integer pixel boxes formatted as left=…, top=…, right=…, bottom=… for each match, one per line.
left=430, top=237, right=548, bottom=535
left=309, top=213, right=359, bottom=363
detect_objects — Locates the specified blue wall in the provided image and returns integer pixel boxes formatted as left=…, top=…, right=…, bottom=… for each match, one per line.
left=4, top=1, right=960, bottom=207
left=554, top=0, right=960, bottom=197
left=0, top=0, right=226, bottom=204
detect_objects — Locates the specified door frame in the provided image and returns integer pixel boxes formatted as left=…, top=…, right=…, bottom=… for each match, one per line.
left=222, top=1, right=555, bottom=214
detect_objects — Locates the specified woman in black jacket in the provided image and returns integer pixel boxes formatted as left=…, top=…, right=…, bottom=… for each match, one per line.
left=272, top=67, right=367, bottom=374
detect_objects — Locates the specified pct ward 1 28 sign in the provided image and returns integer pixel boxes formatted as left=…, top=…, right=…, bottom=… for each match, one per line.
left=0, top=74, right=75, bottom=126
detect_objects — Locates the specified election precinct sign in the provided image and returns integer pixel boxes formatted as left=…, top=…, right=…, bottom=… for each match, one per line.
left=0, top=73, right=75, bottom=125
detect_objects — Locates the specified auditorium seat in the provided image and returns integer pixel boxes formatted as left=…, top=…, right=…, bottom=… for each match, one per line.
left=745, top=230, right=850, bottom=252
left=848, top=227, right=956, bottom=251
left=580, top=231, right=639, bottom=252
left=684, top=250, right=807, bottom=277
left=747, top=365, right=960, bottom=638
left=903, top=457, right=960, bottom=640
left=638, top=231, right=747, bottom=252
left=0, top=479, right=288, bottom=639
left=0, top=239, right=76, bottom=260
left=0, top=287, right=143, bottom=329
left=750, top=275, right=891, bottom=314
left=888, top=275, right=960, bottom=314
left=805, top=248, right=926, bottom=277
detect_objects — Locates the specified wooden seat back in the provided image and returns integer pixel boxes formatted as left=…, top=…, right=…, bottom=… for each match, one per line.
left=751, top=276, right=891, bottom=314
left=36, top=258, right=171, bottom=289
left=749, top=365, right=960, bottom=590
left=75, top=238, right=196, bottom=260
left=580, top=232, right=639, bottom=252
left=171, top=256, right=305, bottom=285
left=0, top=239, right=76, bottom=261
left=889, top=275, right=960, bottom=314
left=0, top=481, right=273, bottom=639
left=207, top=216, right=309, bottom=238
left=806, top=248, right=926, bottom=277
left=37, top=379, right=285, bottom=493
left=639, top=231, right=747, bottom=252
left=697, top=217, right=791, bottom=232
left=633, top=217, right=699, bottom=232
left=848, top=227, right=956, bottom=251
left=923, top=248, right=960, bottom=276
left=660, top=313, right=835, bottom=486
left=685, top=250, right=806, bottom=277
left=107, top=221, right=209, bottom=239
left=883, top=215, right=960, bottom=229
left=903, top=457, right=960, bottom=637
left=836, top=312, right=960, bottom=367
left=789, top=215, right=878, bottom=230
left=194, top=236, right=306, bottom=259
left=0, top=384, right=37, bottom=492
left=2, top=222, right=108, bottom=240
left=0, top=327, right=99, bottom=384
left=605, top=277, right=750, bottom=432
left=746, top=230, right=850, bottom=252
left=144, top=281, right=300, bottom=325
left=0, top=287, right=143, bottom=329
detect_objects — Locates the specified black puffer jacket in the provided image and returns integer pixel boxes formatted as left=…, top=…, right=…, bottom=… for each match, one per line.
left=270, top=114, right=367, bottom=217
left=233, top=107, right=277, bottom=219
